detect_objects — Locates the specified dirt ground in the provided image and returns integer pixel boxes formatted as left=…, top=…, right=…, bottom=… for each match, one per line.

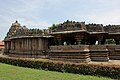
left=89, top=60, right=120, bottom=66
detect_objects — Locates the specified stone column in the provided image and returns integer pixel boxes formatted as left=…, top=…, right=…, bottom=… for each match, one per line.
left=98, top=40, right=102, bottom=45
left=18, top=39, right=20, bottom=51
left=75, top=36, right=81, bottom=45
left=25, top=39, right=26, bottom=51
left=115, top=39, right=120, bottom=45
left=22, top=39, right=24, bottom=50
left=5, top=42, right=8, bottom=50
left=11, top=41, right=13, bottom=50
left=74, top=33, right=84, bottom=45
left=26, top=38, right=28, bottom=51
left=76, top=38, right=81, bottom=45
left=55, top=34, right=62, bottom=45
left=97, top=34, right=104, bottom=45
left=98, top=38, right=105, bottom=45
left=27, top=39, right=29, bottom=51
left=38, top=38, right=42, bottom=50
left=28, top=38, right=31, bottom=51
left=35, top=38, right=38, bottom=50
left=4, top=42, right=8, bottom=53
left=101, top=39, right=105, bottom=45
left=57, top=38, right=62, bottom=45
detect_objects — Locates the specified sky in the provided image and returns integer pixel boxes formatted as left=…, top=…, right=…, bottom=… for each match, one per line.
left=0, top=0, right=120, bottom=41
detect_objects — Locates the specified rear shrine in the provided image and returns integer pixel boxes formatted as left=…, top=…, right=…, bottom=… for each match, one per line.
left=3, top=20, right=120, bottom=62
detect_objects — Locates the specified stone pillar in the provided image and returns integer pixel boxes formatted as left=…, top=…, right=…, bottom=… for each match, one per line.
left=35, top=38, right=38, bottom=50
left=24, top=39, right=27, bottom=51
left=22, top=39, right=24, bottom=50
left=27, top=38, right=29, bottom=56
left=28, top=38, right=30, bottom=50
left=98, top=40, right=102, bottom=45
left=29, top=38, right=31, bottom=51
left=5, top=42, right=7, bottom=53
left=115, top=39, right=120, bottom=45
left=4, top=42, right=9, bottom=54
left=101, top=39, right=105, bottom=45
left=11, top=41, right=13, bottom=50
left=30, top=39, right=32, bottom=51
left=18, top=39, right=20, bottom=51
left=39, top=38, right=42, bottom=50
left=55, top=34, right=62, bottom=45
left=14, top=40, right=16, bottom=50
left=76, top=38, right=81, bottom=45
left=15, top=40, right=17, bottom=50
left=75, top=36, right=81, bottom=45
left=26, top=38, right=28, bottom=51
left=97, top=37, right=103, bottom=45
left=20, top=39, right=22, bottom=50
left=25, top=39, right=27, bottom=51
left=97, top=35, right=104, bottom=45
left=23, top=39, right=25, bottom=51
left=31, top=38, right=33, bottom=51
left=74, top=33, right=84, bottom=45
left=57, top=38, right=62, bottom=45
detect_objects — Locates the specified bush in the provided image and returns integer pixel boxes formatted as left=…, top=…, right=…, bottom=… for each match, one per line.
left=0, top=56, right=119, bottom=79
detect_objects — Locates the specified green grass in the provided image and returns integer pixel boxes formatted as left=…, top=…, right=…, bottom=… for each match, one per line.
left=0, top=63, right=112, bottom=80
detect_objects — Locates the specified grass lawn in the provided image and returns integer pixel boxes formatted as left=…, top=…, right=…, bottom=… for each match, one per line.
left=0, top=63, right=112, bottom=80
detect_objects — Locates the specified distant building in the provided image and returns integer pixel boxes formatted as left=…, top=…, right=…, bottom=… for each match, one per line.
left=0, top=42, right=4, bottom=52
left=3, top=20, right=120, bottom=62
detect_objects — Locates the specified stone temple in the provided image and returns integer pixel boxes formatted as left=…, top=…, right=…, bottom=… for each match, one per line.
left=3, top=20, right=120, bottom=62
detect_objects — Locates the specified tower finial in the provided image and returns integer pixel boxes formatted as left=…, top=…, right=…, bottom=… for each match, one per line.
left=16, top=20, right=18, bottom=23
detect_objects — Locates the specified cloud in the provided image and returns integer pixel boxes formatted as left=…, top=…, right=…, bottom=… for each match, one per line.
left=1, top=0, right=120, bottom=40
left=84, top=9, right=120, bottom=25
left=18, top=18, right=51, bottom=29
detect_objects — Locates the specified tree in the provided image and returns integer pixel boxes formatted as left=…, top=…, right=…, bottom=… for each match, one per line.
left=48, top=24, right=60, bottom=30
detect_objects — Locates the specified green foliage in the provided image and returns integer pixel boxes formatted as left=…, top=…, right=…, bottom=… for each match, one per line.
left=48, top=24, right=60, bottom=30
left=105, top=39, right=116, bottom=44
left=0, top=56, right=119, bottom=79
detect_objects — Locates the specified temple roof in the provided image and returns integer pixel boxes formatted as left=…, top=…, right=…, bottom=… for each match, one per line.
left=51, top=20, right=86, bottom=32
left=103, top=25, right=120, bottom=33
left=7, top=21, right=22, bottom=37
left=12, top=20, right=21, bottom=26
left=86, top=23, right=104, bottom=32
left=4, top=20, right=120, bottom=41
left=4, top=21, right=52, bottom=41
left=50, top=21, right=120, bottom=35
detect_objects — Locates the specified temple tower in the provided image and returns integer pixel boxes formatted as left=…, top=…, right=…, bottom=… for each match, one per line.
left=7, top=20, right=22, bottom=37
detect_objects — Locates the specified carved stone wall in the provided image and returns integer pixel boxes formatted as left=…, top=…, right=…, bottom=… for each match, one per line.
left=104, top=25, right=120, bottom=33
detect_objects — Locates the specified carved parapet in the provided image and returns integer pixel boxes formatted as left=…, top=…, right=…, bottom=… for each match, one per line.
left=9, top=27, right=51, bottom=37
left=104, top=25, right=120, bottom=33
left=51, top=20, right=86, bottom=32
left=86, top=23, right=104, bottom=32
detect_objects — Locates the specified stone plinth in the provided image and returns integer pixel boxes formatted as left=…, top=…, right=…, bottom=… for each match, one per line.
left=89, top=45, right=109, bottom=61
left=107, top=45, right=120, bottom=60
left=49, top=45, right=90, bottom=62
left=7, top=50, right=47, bottom=58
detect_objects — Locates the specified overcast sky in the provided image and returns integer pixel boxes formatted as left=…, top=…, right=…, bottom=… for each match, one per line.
left=0, top=0, right=120, bottom=41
